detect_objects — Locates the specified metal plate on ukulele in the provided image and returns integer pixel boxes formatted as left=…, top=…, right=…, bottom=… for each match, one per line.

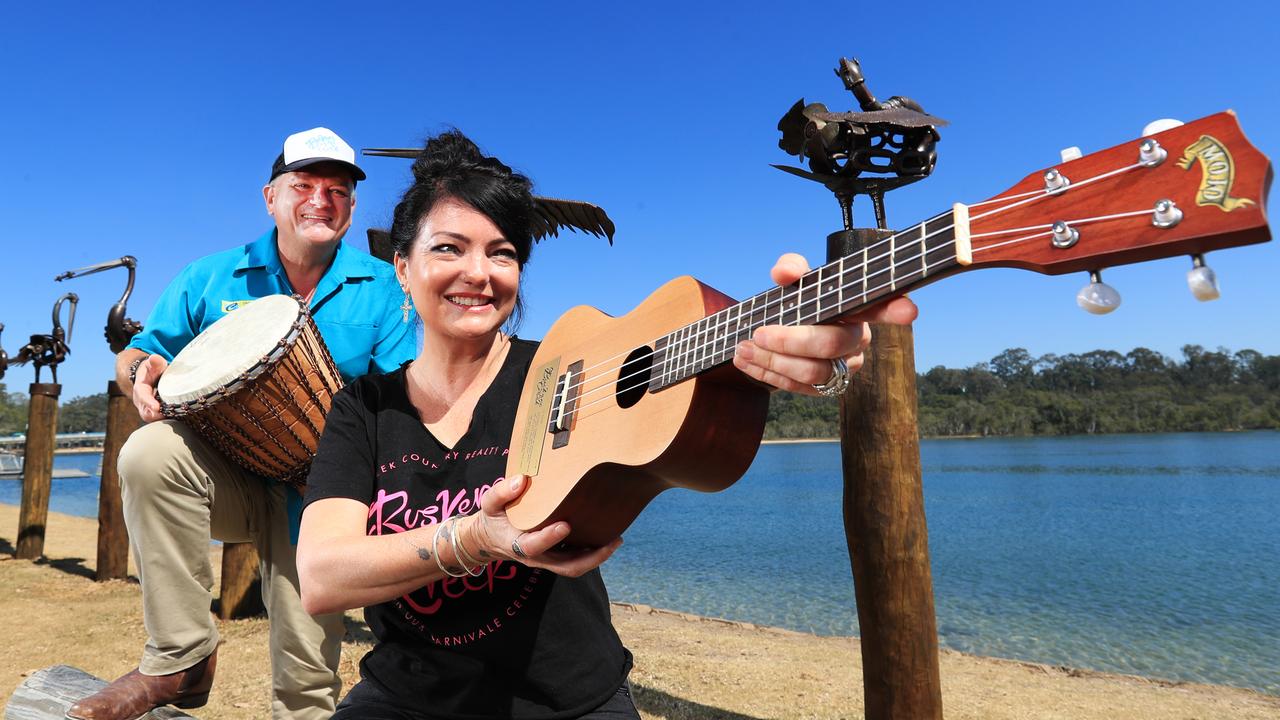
left=514, top=357, right=561, bottom=476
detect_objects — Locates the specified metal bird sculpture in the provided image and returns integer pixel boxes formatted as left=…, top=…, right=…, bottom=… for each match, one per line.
left=362, top=147, right=615, bottom=264
left=775, top=57, right=946, bottom=230
left=55, top=255, right=143, bottom=353
left=9, top=293, right=79, bottom=384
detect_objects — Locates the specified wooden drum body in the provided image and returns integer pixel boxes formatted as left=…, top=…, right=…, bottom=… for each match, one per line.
left=157, top=294, right=342, bottom=490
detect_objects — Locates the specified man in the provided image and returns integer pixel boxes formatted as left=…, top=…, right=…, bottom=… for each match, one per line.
left=68, top=127, right=417, bottom=720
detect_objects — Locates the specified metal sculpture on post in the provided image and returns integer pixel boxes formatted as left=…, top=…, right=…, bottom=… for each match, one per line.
left=56, top=257, right=144, bottom=580
left=0, top=323, right=8, bottom=381
left=776, top=57, right=945, bottom=720
left=6, top=293, right=78, bottom=385
left=775, top=56, right=945, bottom=233
left=56, top=256, right=142, bottom=353
left=13, top=293, right=79, bottom=560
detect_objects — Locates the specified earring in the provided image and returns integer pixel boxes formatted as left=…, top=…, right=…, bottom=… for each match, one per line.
left=400, top=287, right=412, bottom=323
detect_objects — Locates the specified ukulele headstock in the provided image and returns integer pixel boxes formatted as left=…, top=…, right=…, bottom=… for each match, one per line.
left=960, top=112, right=1272, bottom=277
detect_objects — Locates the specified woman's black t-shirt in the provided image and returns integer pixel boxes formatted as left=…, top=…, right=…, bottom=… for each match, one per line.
left=305, top=339, right=631, bottom=719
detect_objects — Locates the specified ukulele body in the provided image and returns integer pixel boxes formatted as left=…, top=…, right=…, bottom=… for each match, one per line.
left=506, top=275, right=770, bottom=546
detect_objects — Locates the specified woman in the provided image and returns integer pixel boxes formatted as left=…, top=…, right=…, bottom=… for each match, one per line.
left=298, top=130, right=916, bottom=719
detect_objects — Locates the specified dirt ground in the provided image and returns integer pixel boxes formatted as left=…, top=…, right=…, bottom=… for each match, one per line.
left=2, top=504, right=1277, bottom=719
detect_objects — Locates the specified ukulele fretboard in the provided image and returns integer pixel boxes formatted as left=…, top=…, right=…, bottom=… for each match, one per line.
left=650, top=207, right=967, bottom=391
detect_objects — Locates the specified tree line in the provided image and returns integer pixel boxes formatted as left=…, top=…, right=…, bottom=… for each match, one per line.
left=0, top=386, right=109, bottom=435
left=3, top=345, right=1278, bottom=439
left=767, top=345, right=1280, bottom=439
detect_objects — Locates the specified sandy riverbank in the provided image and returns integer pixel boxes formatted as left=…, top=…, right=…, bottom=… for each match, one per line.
left=2, top=504, right=1276, bottom=719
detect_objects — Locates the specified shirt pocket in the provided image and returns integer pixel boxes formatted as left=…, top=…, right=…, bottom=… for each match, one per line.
left=313, top=320, right=378, bottom=382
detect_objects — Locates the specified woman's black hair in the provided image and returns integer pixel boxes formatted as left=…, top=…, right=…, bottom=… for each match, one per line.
left=390, top=129, right=536, bottom=331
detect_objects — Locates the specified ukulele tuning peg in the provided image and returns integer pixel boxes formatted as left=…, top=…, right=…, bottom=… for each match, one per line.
left=1060, top=146, right=1083, bottom=162
left=1142, top=118, right=1184, bottom=136
left=1186, top=254, right=1221, bottom=302
left=1077, top=271, right=1121, bottom=315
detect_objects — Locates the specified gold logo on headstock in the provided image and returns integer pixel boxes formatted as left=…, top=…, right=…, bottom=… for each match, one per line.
left=1177, top=135, right=1256, bottom=212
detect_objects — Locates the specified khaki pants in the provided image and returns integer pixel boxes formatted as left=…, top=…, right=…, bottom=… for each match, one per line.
left=118, top=420, right=344, bottom=720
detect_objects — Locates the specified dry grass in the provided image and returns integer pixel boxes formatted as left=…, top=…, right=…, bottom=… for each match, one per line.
left=2, top=505, right=1277, bottom=719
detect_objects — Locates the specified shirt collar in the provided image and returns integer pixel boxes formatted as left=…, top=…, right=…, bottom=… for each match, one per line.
left=235, top=228, right=376, bottom=285
left=237, top=228, right=284, bottom=274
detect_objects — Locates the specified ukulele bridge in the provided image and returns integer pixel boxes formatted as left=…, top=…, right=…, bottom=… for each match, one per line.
left=548, top=359, right=584, bottom=449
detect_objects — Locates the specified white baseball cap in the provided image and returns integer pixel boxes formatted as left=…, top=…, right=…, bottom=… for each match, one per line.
left=269, top=127, right=366, bottom=182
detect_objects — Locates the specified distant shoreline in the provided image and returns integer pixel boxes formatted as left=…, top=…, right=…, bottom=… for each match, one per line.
left=762, top=435, right=986, bottom=444
left=2, top=446, right=103, bottom=457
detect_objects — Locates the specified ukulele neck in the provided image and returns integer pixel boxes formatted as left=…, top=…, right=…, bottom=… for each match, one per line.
left=650, top=205, right=971, bottom=391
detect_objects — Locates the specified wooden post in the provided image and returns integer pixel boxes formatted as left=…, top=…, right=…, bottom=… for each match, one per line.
left=16, top=383, right=60, bottom=560
left=218, top=542, right=264, bottom=619
left=96, top=381, right=139, bottom=580
left=830, top=230, right=943, bottom=720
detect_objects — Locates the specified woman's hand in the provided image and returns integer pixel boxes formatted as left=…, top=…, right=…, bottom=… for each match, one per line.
left=466, top=475, right=622, bottom=577
left=732, top=253, right=918, bottom=395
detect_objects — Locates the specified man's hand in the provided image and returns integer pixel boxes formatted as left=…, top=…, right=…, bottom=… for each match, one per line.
left=732, top=253, right=918, bottom=395
left=130, top=354, right=169, bottom=422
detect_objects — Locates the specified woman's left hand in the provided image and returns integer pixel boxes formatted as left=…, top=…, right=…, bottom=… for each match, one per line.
left=468, top=475, right=623, bottom=577
left=732, top=253, right=919, bottom=395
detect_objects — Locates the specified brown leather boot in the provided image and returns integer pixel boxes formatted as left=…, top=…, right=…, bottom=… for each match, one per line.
left=65, top=649, right=217, bottom=720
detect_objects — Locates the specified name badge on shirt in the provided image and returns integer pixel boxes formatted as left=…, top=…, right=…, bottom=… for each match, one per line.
left=221, top=299, right=256, bottom=313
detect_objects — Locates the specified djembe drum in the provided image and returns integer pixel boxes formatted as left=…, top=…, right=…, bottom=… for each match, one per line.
left=156, top=294, right=343, bottom=490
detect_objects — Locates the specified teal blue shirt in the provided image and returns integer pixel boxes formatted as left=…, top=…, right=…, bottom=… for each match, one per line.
left=128, top=228, right=414, bottom=379
left=128, top=228, right=417, bottom=538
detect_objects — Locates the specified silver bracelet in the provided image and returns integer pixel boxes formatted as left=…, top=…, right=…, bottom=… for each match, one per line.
left=452, top=515, right=487, bottom=572
left=432, top=517, right=470, bottom=578
left=449, top=515, right=485, bottom=577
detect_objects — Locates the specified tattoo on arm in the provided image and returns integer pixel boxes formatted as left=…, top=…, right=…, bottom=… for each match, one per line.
left=402, top=534, right=431, bottom=563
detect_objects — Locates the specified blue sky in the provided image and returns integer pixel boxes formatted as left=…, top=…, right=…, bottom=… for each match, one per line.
left=2, top=0, right=1276, bottom=401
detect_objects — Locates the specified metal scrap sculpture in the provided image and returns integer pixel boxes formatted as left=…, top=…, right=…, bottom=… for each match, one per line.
left=5, top=293, right=79, bottom=384
left=774, top=57, right=947, bottom=231
left=361, top=147, right=615, bottom=264
left=55, top=256, right=143, bottom=353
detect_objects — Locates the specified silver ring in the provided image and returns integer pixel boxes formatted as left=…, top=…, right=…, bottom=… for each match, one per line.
left=511, top=535, right=528, bottom=559
left=812, top=357, right=850, bottom=397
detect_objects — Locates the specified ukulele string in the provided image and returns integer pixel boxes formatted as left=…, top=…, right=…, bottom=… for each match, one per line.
left=566, top=199, right=1158, bottom=427
left=564, top=201, right=985, bottom=405
left=560, top=209, right=963, bottom=388
left=558, top=157, right=1155, bottom=420
left=970, top=208, right=1159, bottom=253
left=562, top=250, right=960, bottom=425
left=561, top=157, right=1139, bottom=396
left=563, top=174, right=1152, bottom=418
left=649, top=157, right=1155, bottom=386
left=968, top=161, right=1145, bottom=224
left=966, top=185, right=1046, bottom=207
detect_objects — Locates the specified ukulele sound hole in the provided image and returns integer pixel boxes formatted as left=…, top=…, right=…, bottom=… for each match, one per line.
left=616, top=346, right=654, bottom=409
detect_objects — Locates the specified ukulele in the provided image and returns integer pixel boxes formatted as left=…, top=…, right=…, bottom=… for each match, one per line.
left=504, top=111, right=1273, bottom=546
